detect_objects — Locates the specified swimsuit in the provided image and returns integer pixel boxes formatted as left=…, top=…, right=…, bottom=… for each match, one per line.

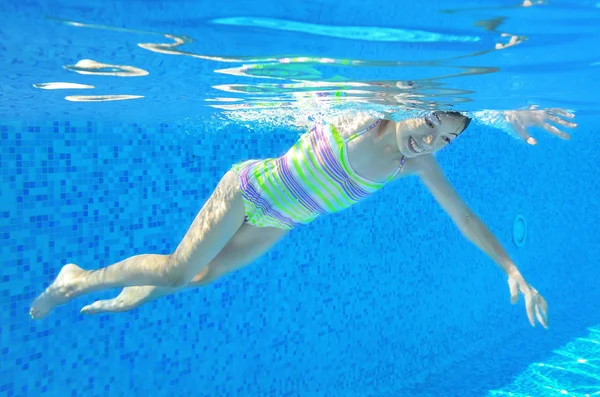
left=231, top=120, right=402, bottom=230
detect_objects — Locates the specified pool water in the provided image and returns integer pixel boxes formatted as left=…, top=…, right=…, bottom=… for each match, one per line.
left=1, top=0, right=599, bottom=396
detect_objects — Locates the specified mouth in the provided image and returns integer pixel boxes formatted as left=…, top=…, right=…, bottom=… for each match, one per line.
left=408, top=136, right=425, bottom=154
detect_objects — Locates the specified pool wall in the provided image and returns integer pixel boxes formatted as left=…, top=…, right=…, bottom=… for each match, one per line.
left=0, top=116, right=597, bottom=396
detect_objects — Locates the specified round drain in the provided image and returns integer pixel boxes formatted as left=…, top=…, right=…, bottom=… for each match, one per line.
left=512, top=215, right=527, bottom=247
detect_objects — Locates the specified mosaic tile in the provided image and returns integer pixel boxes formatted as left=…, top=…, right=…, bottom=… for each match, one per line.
left=0, top=117, right=596, bottom=396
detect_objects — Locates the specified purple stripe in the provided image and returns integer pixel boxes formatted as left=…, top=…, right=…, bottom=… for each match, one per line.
left=240, top=164, right=289, bottom=223
left=233, top=117, right=384, bottom=228
left=307, top=131, right=364, bottom=202
left=250, top=160, right=320, bottom=220
left=319, top=130, right=372, bottom=199
left=276, top=157, right=325, bottom=215
left=309, top=126, right=348, bottom=182
left=315, top=126, right=372, bottom=198
left=311, top=126, right=371, bottom=200
left=308, top=127, right=368, bottom=202
left=241, top=160, right=301, bottom=227
left=243, top=180, right=300, bottom=228
left=238, top=162, right=301, bottom=228
left=312, top=125, right=347, bottom=181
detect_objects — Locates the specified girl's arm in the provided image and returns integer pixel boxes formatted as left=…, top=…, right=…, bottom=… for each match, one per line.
left=410, top=154, right=515, bottom=274
left=408, top=154, right=548, bottom=328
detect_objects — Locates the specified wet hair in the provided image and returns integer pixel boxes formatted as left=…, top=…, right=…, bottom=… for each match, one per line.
left=433, top=111, right=471, bottom=135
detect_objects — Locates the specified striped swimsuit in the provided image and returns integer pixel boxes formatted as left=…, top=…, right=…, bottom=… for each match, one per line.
left=231, top=120, right=402, bottom=230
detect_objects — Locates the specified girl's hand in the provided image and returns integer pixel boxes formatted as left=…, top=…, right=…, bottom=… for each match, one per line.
left=504, top=106, right=577, bottom=145
left=507, top=269, right=549, bottom=328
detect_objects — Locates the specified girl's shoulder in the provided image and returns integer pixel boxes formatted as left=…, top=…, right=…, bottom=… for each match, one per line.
left=325, top=114, right=383, bottom=139
left=391, top=154, right=438, bottom=180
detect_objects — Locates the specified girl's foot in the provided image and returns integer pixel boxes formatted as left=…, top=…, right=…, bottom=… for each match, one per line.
left=30, top=264, right=86, bottom=319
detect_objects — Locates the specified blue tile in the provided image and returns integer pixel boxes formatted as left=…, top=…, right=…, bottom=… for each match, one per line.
left=0, top=113, right=597, bottom=397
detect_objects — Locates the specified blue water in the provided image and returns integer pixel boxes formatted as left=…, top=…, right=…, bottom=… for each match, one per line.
left=1, top=0, right=599, bottom=396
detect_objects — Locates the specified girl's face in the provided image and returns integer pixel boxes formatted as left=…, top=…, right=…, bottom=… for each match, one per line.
left=396, top=112, right=470, bottom=158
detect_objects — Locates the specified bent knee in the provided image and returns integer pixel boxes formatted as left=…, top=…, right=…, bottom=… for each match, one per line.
left=161, top=260, right=193, bottom=288
left=162, top=272, right=190, bottom=288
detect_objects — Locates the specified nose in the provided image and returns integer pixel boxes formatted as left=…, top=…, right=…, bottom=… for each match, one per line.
left=423, top=135, right=434, bottom=145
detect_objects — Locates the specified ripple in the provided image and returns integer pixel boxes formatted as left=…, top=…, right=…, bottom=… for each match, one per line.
left=211, top=17, right=481, bottom=42
left=216, top=64, right=323, bottom=80
left=33, top=82, right=94, bottom=90
left=45, top=16, right=544, bottom=119
left=51, top=18, right=504, bottom=69
left=64, top=59, right=149, bottom=77
left=205, top=97, right=245, bottom=102
left=65, top=95, right=144, bottom=102
left=441, top=0, right=547, bottom=14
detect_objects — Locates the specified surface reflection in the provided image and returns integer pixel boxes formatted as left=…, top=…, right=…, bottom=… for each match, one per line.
left=65, top=95, right=144, bottom=102
left=33, top=82, right=94, bottom=90
left=64, top=59, right=149, bottom=77
left=46, top=7, right=531, bottom=113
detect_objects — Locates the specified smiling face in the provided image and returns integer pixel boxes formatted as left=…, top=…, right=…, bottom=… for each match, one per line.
left=396, top=111, right=471, bottom=158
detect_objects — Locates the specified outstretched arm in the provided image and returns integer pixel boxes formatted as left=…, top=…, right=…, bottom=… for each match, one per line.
left=471, top=107, right=576, bottom=145
left=411, top=154, right=548, bottom=328
left=413, top=155, right=514, bottom=273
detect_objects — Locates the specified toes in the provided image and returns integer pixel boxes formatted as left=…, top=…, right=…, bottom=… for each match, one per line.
left=81, top=299, right=130, bottom=315
left=30, top=306, right=50, bottom=320
left=81, top=300, right=112, bottom=315
left=30, top=307, right=42, bottom=320
left=30, top=297, right=50, bottom=320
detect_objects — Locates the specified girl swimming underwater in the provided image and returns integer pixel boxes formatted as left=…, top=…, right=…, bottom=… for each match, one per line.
left=30, top=107, right=576, bottom=328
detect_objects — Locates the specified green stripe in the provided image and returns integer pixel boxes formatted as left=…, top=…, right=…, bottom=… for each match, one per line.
left=257, top=160, right=314, bottom=223
left=329, top=125, right=384, bottom=190
left=290, top=140, right=344, bottom=212
left=237, top=122, right=394, bottom=229
left=296, top=135, right=351, bottom=211
left=250, top=161, right=302, bottom=222
left=269, top=169, right=315, bottom=222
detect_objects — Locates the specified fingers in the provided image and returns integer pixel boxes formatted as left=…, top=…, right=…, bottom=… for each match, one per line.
left=546, top=114, right=577, bottom=129
left=509, top=274, right=549, bottom=328
left=535, top=293, right=549, bottom=329
left=517, top=279, right=536, bottom=327
left=535, top=303, right=548, bottom=329
left=509, top=117, right=538, bottom=145
left=523, top=290, right=536, bottom=327
left=507, top=108, right=576, bottom=145
left=548, top=108, right=575, bottom=119
left=516, top=283, right=549, bottom=329
left=508, top=278, right=519, bottom=304
left=542, top=122, right=571, bottom=140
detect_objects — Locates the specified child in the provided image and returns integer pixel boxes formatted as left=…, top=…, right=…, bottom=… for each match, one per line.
left=31, top=108, right=576, bottom=328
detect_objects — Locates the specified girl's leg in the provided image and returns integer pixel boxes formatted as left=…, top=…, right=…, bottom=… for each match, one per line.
left=31, top=171, right=246, bottom=319
left=80, top=223, right=288, bottom=314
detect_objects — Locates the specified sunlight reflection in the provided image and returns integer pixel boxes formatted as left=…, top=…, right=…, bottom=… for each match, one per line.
left=495, top=33, right=527, bottom=50
left=488, top=325, right=600, bottom=397
left=50, top=17, right=520, bottom=70
left=204, top=98, right=245, bottom=102
left=64, top=59, right=149, bottom=77
left=65, top=95, right=144, bottom=102
left=210, top=17, right=481, bottom=42
left=48, top=16, right=528, bottom=112
left=441, top=0, right=548, bottom=13
left=33, top=82, right=94, bottom=90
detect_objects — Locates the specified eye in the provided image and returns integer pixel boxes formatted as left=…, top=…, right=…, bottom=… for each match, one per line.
left=442, top=136, right=451, bottom=144
left=424, top=113, right=441, bottom=129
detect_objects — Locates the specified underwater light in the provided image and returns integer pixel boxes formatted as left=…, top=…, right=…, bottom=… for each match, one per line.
left=512, top=214, right=527, bottom=247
